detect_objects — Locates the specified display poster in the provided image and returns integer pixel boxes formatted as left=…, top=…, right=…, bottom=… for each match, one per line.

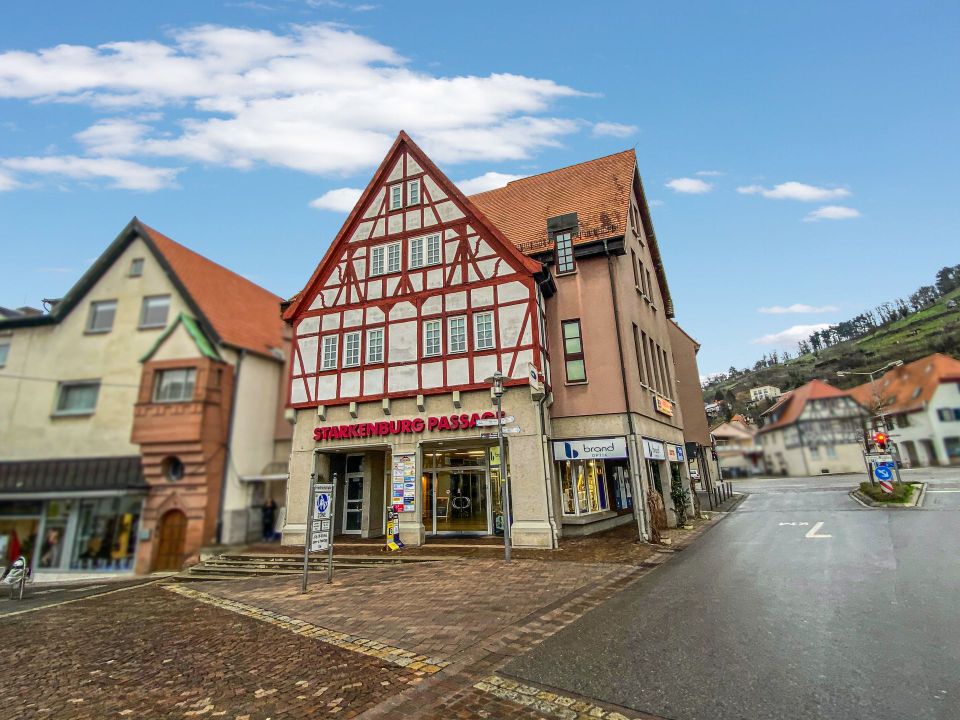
left=392, top=453, right=417, bottom=512
left=310, top=482, right=334, bottom=551
left=666, top=444, right=685, bottom=463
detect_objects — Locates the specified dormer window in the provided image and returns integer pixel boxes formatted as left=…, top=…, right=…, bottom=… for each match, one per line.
left=390, top=184, right=403, bottom=211
left=407, top=179, right=420, bottom=205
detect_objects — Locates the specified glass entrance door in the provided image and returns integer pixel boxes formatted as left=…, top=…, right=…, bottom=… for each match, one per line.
left=343, top=454, right=364, bottom=534
left=433, top=470, right=488, bottom=534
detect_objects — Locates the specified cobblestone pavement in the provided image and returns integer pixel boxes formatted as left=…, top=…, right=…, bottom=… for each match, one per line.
left=0, top=515, right=723, bottom=719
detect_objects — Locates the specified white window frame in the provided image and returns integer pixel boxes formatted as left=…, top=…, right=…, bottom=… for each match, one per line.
left=321, top=335, right=339, bottom=371
left=343, top=331, right=361, bottom=367
left=423, top=319, right=442, bottom=357
left=409, top=236, right=424, bottom=269
left=386, top=242, right=401, bottom=273
left=86, top=299, right=117, bottom=334
left=407, top=179, right=420, bottom=206
left=54, top=380, right=101, bottom=416
left=390, top=184, right=403, bottom=210
left=370, top=246, right=385, bottom=276
left=448, top=315, right=467, bottom=354
left=139, top=295, right=170, bottom=329
left=474, top=312, right=494, bottom=350
left=366, top=328, right=384, bottom=364
left=409, top=233, right=441, bottom=269
left=153, top=367, right=197, bottom=403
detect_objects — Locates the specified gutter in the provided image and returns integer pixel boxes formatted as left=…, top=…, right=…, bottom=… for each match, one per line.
left=216, top=348, right=246, bottom=543
left=604, top=239, right=650, bottom=542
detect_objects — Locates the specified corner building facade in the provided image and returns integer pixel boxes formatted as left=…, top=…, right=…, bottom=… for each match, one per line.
left=282, top=132, right=697, bottom=549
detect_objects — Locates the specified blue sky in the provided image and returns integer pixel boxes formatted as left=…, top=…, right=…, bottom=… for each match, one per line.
left=1, top=1, right=958, bottom=378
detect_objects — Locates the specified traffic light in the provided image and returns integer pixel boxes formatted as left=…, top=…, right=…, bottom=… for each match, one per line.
left=873, top=432, right=888, bottom=451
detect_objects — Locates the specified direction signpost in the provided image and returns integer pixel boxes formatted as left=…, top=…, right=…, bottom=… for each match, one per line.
left=475, top=416, right=515, bottom=427
left=301, top=469, right=336, bottom=593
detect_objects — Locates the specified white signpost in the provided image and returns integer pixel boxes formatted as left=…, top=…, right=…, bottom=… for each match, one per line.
left=475, top=416, right=515, bottom=427
left=301, top=472, right=336, bottom=593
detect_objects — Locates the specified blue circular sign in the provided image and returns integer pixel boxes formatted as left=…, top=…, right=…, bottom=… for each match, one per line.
left=874, top=465, right=893, bottom=481
left=317, top=493, right=330, bottom=513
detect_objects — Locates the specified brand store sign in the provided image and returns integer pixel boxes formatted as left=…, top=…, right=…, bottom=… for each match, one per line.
left=667, top=444, right=685, bottom=463
left=642, top=438, right=666, bottom=461
left=553, top=437, right=628, bottom=461
left=314, top=412, right=502, bottom=441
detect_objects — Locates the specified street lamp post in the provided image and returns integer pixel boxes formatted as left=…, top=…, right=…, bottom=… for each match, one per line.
left=489, top=371, right=511, bottom=563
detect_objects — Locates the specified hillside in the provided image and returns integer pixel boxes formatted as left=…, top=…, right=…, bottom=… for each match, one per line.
left=703, top=287, right=960, bottom=417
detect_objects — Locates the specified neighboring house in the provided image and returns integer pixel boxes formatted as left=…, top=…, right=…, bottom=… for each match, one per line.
left=750, top=385, right=782, bottom=403
left=281, top=131, right=696, bottom=551
left=710, top=415, right=764, bottom=477
left=704, top=401, right=723, bottom=418
left=757, top=379, right=868, bottom=476
left=0, top=218, right=290, bottom=577
left=668, top=322, right=715, bottom=488
left=848, top=353, right=960, bottom=466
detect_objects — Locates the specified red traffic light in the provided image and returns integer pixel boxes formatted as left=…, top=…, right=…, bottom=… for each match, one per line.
left=873, top=432, right=889, bottom=449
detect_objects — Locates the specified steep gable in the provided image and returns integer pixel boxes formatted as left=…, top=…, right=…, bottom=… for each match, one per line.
left=284, top=131, right=547, bottom=408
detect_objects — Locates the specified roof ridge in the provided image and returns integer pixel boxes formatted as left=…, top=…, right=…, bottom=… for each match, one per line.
left=468, top=148, right=636, bottom=198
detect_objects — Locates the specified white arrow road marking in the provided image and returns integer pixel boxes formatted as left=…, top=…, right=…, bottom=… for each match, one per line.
left=805, top=521, right=832, bottom=539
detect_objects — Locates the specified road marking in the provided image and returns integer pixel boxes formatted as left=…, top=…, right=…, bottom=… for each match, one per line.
left=805, top=521, right=832, bottom=539
left=68, top=584, right=106, bottom=592
left=778, top=522, right=810, bottom=526
left=926, top=489, right=960, bottom=493
left=0, top=581, right=153, bottom=619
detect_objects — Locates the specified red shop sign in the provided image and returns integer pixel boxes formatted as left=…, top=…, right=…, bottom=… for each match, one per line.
left=314, top=412, right=501, bottom=441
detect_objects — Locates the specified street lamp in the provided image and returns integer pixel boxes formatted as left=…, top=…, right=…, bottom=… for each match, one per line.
left=486, top=371, right=512, bottom=563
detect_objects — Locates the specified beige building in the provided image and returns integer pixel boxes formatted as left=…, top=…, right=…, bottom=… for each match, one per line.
left=667, top=322, right=715, bottom=488
left=750, top=385, right=782, bottom=403
left=281, top=132, right=698, bottom=551
left=758, top=380, right=867, bottom=476
left=0, top=219, right=289, bottom=577
left=710, top=416, right=764, bottom=477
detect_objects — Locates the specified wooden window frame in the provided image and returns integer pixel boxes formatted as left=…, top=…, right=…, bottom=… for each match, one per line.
left=554, top=231, right=576, bottom=274
left=562, top=319, right=587, bottom=383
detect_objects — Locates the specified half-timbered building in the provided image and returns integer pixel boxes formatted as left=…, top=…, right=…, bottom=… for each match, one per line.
left=282, top=131, right=701, bottom=548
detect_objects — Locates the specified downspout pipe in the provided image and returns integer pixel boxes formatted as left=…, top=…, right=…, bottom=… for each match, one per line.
left=604, top=240, right=650, bottom=542
left=216, top=349, right=246, bottom=544
left=537, top=391, right=559, bottom=549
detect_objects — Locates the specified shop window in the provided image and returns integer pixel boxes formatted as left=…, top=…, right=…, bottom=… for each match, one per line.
left=407, top=179, right=420, bottom=205
left=448, top=316, right=466, bottom=353
left=129, top=257, right=144, bottom=277
left=474, top=312, right=494, bottom=350
left=86, top=300, right=117, bottom=334
left=423, top=319, right=442, bottom=357
left=366, top=328, right=384, bottom=364
left=554, top=231, right=575, bottom=274
left=557, top=459, right=608, bottom=515
left=153, top=368, right=196, bottom=402
left=39, top=500, right=72, bottom=569
left=162, top=456, right=185, bottom=481
left=70, top=496, right=141, bottom=571
left=54, top=381, right=100, bottom=416
left=139, top=295, right=170, bottom=329
left=343, top=331, right=361, bottom=367
left=562, top=319, right=586, bottom=383
left=390, top=184, right=402, bottom=210
left=321, top=335, right=339, bottom=370
left=0, top=340, right=9, bottom=368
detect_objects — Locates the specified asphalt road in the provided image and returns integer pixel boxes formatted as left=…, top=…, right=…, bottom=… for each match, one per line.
left=0, top=577, right=153, bottom=617
left=507, top=470, right=960, bottom=720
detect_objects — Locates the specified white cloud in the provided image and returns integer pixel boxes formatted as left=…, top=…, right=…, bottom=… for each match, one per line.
left=0, top=24, right=585, bottom=186
left=648, top=199, right=664, bottom=207
left=758, top=303, right=839, bottom=314
left=695, top=170, right=723, bottom=177
left=803, top=205, right=861, bottom=222
left=0, top=168, right=19, bottom=191
left=309, top=187, right=362, bottom=212
left=737, top=181, right=850, bottom=202
left=665, top=177, right=712, bottom=194
left=456, top=171, right=524, bottom=195
left=752, top=323, right=831, bottom=347
left=0, top=156, right=180, bottom=191
left=592, top=121, right=637, bottom=138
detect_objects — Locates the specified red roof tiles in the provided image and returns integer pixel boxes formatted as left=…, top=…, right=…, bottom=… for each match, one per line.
left=848, top=353, right=960, bottom=414
left=758, top=379, right=855, bottom=433
left=140, top=223, right=287, bottom=357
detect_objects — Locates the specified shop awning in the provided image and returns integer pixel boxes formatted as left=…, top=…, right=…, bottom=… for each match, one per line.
left=0, top=456, right=146, bottom=494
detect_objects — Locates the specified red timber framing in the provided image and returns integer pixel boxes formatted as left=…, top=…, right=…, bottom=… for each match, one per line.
left=284, top=131, right=548, bottom=409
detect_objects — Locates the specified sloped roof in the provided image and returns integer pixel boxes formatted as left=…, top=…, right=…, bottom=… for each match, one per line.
left=139, top=223, right=286, bottom=357
left=711, top=419, right=757, bottom=441
left=1, top=218, right=286, bottom=359
left=140, top=312, right=223, bottom=363
left=470, top=148, right=674, bottom=317
left=758, top=379, right=855, bottom=434
left=848, top=353, right=960, bottom=414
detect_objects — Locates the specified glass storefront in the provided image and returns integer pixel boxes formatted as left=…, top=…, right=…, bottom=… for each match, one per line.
left=0, top=495, right=142, bottom=573
left=421, top=445, right=499, bottom=535
left=556, top=458, right=633, bottom=516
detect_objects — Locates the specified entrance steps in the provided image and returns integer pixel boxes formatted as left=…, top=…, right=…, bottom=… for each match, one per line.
left=175, top=552, right=442, bottom=581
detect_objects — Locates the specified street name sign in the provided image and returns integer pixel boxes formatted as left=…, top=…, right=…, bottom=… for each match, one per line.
left=475, top=416, right=515, bottom=427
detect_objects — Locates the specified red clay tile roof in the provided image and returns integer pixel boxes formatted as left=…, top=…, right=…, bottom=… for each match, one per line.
left=757, top=379, right=855, bottom=434
left=469, top=149, right=636, bottom=254
left=140, top=222, right=286, bottom=358
left=848, top=353, right=960, bottom=414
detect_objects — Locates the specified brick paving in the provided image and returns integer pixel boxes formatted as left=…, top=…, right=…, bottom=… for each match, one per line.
left=0, top=512, right=725, bottom=720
